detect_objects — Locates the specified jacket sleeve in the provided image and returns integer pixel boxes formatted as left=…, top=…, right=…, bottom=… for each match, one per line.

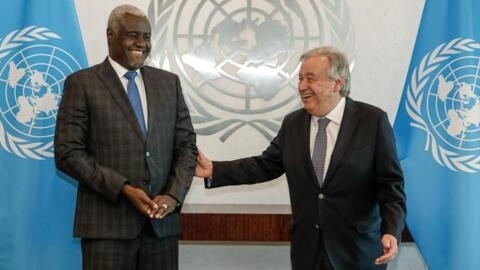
left=54, top=73, right=128, bottom=202
left=375, top=112, right=407, bottom=240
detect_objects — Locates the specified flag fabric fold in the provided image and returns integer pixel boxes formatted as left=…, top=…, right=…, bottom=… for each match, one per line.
left=394, top=1, right=480, bottom=270
left=0, top=0, right=87, bottom=269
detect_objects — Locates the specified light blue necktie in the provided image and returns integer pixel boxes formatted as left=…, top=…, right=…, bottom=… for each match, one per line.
left=124, top=70, right=147, bottom=138
left=312, top=118, right=330, bottom=186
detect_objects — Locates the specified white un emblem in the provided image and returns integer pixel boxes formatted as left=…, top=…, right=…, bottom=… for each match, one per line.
left=0, top=26, right=82, bottom=159
left=147, top=0, right=354, bottom=141
left=406, top=38, right=480, bottom=173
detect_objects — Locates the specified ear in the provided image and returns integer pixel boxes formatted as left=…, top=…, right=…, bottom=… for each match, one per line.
left=334, top=76, right=344, bottom=92
left=106, top=28, right=114, bottom=44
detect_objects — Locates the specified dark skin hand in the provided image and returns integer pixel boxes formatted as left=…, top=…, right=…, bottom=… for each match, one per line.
left=121, top=184, right=176, bottom=219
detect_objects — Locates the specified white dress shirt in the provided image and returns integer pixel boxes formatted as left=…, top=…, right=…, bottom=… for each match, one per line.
left=309, top=97, right=346, bottom=180
left=108, top=56, right=148, bottom=130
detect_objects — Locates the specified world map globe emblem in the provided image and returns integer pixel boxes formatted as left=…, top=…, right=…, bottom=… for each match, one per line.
left=406, top=38, right=480, bottom=173
left=172, top=1, right=304, bottom=115
left=427, top=57, right=480, bottom=152
left=148, top=0, right=354, bottom=141
left=0, top=44, right=82, bottom=159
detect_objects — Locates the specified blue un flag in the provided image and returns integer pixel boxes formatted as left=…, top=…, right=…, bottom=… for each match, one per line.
left=394, top=1, right=480, bottom=269
left=0, top=0, right=87, bottom=269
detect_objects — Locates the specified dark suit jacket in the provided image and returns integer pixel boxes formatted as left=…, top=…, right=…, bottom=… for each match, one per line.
left=54, top=59, right=197, bottom=239
left=207, top=98, right=406, bottom=270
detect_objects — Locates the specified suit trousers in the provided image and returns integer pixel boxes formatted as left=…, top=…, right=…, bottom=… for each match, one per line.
left=81, top=221, right=178, bottom=270
left=313, top=231, right=334, bottom=270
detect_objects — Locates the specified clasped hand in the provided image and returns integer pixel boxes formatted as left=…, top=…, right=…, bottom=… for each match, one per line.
left=121, top=184, right=176, bottom=219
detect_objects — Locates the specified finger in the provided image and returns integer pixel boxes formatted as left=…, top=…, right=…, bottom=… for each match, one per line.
left=375, top=252, right=390, bottom=264
left=145, top=201, right=159, bottom=218
left=160, top=203, right=170, bottom=218
left=375, top=253, right=392, bottom=264
left=198, top=150, right=210, bottom=165
left=375, top=257, right=386, bottom=265
left=196, top=150, right=203, bottom=161
left=156, top=208, right=168, bottom=219
left=383, top=237, right=393, bottom=249
left=143, top=203, right=154, bottom=218
left=384, top=241, right=397, bottom=257
left=152, top=203, right=169, bottom=219
left=375, top=248, right=396, bottom=265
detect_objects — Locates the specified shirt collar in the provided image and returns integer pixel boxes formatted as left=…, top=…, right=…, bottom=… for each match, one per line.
left=108, top=56, right=140, bottom=79
left=311, top=97, right=346, bottom=125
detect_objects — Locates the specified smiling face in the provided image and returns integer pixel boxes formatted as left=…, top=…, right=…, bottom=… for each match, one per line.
left=107, top=13, right=151, bottom=70
left=298, top=55, right=343, bottom=117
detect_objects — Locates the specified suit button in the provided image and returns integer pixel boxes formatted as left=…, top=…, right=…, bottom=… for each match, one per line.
left=145, top=151, right=151, bottom=158
left=318, top=193, right=325, bottom=199
left=143, top=179, right=149, bottom=185
left=315, top=224, right=320, bottom=229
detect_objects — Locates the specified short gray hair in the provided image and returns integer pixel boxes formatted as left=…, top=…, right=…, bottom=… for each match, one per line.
left=300, top=46, right=351, bottom=97
left=107, top=4, right=148, bottom=34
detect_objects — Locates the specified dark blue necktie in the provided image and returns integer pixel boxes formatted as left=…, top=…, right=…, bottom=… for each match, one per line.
left=312, top=118, right=330, bottom=186
left=124, top=70, right=147, bottom=138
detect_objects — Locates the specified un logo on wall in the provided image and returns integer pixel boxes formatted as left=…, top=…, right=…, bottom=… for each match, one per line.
left=148, top=0, right=354, bottom=141
left=406, top=38, right=480, bottom=173
left=0, top=26, right=82, bottom=159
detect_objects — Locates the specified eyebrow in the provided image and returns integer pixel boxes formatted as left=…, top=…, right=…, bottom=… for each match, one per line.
left=299, top=72, right=318, bottom=78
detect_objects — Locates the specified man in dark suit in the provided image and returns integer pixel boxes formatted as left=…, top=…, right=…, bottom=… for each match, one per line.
left=195, top=46, right=406, bottom=270
left=54, top=4, right=197, bottom=270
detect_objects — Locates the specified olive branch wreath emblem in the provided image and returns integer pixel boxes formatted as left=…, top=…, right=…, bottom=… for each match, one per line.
left=0, top=26, right=60, bottom=160
left=406, top=37, right=480, bottom=173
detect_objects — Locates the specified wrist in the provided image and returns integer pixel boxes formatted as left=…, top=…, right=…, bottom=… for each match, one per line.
left=121, top=182, right=135, bottom=196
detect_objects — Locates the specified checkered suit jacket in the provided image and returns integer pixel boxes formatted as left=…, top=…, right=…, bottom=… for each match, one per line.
left=54, top=58, right=197, bottom=239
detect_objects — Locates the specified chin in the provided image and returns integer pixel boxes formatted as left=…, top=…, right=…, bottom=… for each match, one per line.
left=126, top=54, right=147, bottom=69
left=128, top=61, right=145, bottom=69
left=302, top=105, right=313, bottom=114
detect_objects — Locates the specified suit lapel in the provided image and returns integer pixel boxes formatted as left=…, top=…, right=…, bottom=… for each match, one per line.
left=140, top=66, right=154, bottom=134
left=96, top=59, right=145, bottom=141
left=141, top=66, right=160, bottom=146
left=323, top=98, right=359, bottom=184
left=301, top=111, right=320, bottom=188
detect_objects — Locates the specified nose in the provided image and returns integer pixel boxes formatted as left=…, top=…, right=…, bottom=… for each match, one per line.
left=133, top=37, right=147, bottom=47
left=298, top=78, right=308, bottom=91
left=131, top=34, right=150, bottom=47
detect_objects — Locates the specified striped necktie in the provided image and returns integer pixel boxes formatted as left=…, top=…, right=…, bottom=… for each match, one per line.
left=312, top=118, right=330, bottom=186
